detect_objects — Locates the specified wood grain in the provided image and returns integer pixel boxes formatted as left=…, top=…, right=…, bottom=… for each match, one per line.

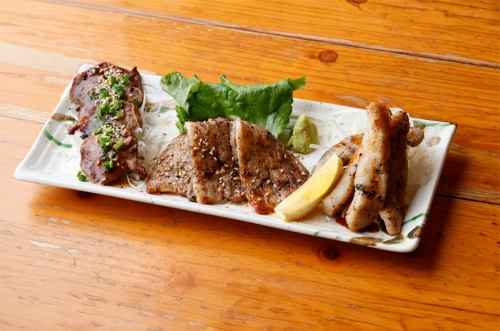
left=66, top=0, right=500, bottom=66
left=0, top=119, right=500, bottom=330
left=1, top=0, right=499, bottom=203
left=1, top=115, right=499, bottom=330
left=1, top=0, right=499, bottom=329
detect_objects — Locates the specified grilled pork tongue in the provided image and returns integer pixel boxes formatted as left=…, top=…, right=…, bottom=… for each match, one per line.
left=69, top=63, right=145, bottom=184
left=80, top=136, right=122, bottom=185
left=68, top=63, right=143, bottom=135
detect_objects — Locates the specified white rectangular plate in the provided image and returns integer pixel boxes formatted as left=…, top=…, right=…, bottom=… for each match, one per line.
left=15, top=65, right=456, bottom=252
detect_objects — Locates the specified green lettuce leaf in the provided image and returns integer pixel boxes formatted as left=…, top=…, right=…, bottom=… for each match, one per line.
left=160, top=72, right=305, bottom=136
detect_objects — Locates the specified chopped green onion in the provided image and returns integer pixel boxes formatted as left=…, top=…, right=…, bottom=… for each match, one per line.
left=115, top=110, right=124, bottom=119
left=120, top=74, right=130, bottom=86
left=100, top=88, right=109, bottom=97
left=96, top=102, right=110, bottom=120
left=77, top=170, right=87, bottom=182
left=102, top=126, right=113, bottom=135
left=98, top=134, right=111, bottom=151
left=92, top=72, right=133, bottom=167
left=113, top=139, right=125, bottom=151
left=113, top=84, right=125, bottom=97
left=98, top=135, right=110, bottom=144
left=109, top=99, right=124, bottom=115
left=103, top=160, right=114, bottom=171
left=107, top=75, right=117, bottom=86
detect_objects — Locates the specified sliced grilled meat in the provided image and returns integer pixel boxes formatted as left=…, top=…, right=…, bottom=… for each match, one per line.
left=186, top=118, right=245, bottom=204
left=379, top=111, right=410, bottom=235
left=80, top=135, right=123, bottom=185
left=318, top=128, right=421, bottom=172
left=318, top=135, right=363, bottom=217
left=231, top=119, right=309, bottom=214
left=70, top=63, right=145, bottom=185
left=321, top=151, right=359, bottom=217
left=345, top=103, right=391, bottom=231
left=407, top=127, right=425, bottom=147
left=313, top=134, right=362, bottom=173
left=68, top=63, right=143, bottom=136
left=146, top=135, right=196, bottom=201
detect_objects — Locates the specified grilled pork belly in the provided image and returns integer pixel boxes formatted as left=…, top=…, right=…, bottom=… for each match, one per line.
left=321, top=151, right=359, bottom=217
left=319, top=128, right=422, bottom=170
left=345, top=103, right=391, bottom=231
left=379, top=111, right=410, bottom=235
left=313, top=134, right=362, bottom=174
left=317, top=109, right=424, bottom=231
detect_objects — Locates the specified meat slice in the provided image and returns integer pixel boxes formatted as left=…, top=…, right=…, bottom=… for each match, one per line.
left=146, top=135, right=196, bottom=201
left=317, top=128, right=421, bottom=172
left=406, top=127, right=424, bottom=147
left=345, top=103, right=391, bottom=231
left=186, top=118, right=245, bottom=204
left=318, top=135, right=363, bottom=217
left=68, top=63, right=143, bottom=136
left=70, top=63, right=145, bottom=185
left=81, top=135, right=122, bottom=185
left=116, top=103, right=146, bottom=178
left=321, top=151, right=359, bottom=217
left=379, top=111, right=410, bottom=235
left=231, top=119, right=309, bottom=214
left=313, top=134, right=362, bottom=173
left=80, top=104, right=146, bottom=184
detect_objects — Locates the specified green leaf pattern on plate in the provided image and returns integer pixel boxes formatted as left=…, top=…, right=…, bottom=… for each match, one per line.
left=403, top=213, right=426, bottom=225
left=383, top=235, right=405, bottom=244
left=413, top=120, right=452, bottom=129
left=44, top=130, right=72, bottom=148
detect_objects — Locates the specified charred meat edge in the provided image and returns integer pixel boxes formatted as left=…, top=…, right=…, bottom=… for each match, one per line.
left=345, top=102, right=391, bottom=232
left=379, top=111, right=410, bottom=235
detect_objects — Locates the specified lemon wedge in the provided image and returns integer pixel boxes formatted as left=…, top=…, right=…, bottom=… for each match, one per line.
left=274, top=154, right=343, bottom=221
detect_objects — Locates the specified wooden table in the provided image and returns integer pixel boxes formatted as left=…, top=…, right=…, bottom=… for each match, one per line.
left=1, top=1, right=499, bottom=329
